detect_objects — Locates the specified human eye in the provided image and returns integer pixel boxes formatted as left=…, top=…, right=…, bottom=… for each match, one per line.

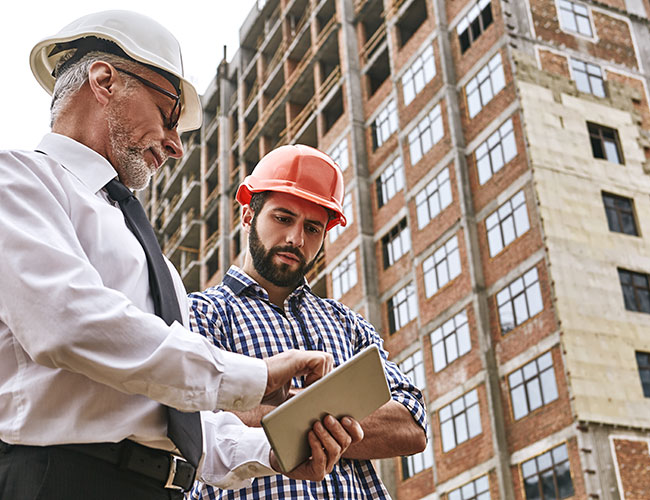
left=306, top=224, right=322, bottom=235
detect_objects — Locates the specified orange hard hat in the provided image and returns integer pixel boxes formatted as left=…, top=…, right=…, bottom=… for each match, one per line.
left=236, top=144, right=347, bottom=231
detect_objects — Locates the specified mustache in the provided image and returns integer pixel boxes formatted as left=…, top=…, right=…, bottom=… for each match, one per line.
left=269, top=245, right=305, bottom=264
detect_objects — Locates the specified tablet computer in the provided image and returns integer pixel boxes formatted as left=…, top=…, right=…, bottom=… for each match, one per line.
left=261, top=345, right=391, bottom=473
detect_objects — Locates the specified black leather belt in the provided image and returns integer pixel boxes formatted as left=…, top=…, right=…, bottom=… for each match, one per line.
left=61, top=440, right=196, bottom=492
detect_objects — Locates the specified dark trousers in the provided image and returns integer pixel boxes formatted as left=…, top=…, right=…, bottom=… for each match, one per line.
left=0, top=443, right=185, bottom=500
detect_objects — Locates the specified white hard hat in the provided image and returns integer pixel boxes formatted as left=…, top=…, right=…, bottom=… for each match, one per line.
left=29, top=10, right=202, bottom=132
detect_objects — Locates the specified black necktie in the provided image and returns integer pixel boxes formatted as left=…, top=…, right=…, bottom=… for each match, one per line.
left=105, top=178, right=202, bottom=468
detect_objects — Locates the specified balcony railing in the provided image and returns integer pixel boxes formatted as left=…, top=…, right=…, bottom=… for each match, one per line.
left=360, top=23, right=386, bottom=66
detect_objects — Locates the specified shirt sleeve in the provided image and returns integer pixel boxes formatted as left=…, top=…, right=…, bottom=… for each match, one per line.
left=351, top=311, right=428, bottom=434
left=0, top=151, right=266, bottom=413
left=198, top=411, right=275, bottom=489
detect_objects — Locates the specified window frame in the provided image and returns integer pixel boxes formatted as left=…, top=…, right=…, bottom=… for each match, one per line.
left=381, top=218, right=411, bottom=269
left=331, top=251, right=358, bottom=300
left=376, top=156, right=405, bottom=208
left=521, top=442, right=574, bottom=500
left=408, top=103, right=444, bottom=165
left=372, top=99, right=398, bottom=150
left=557, top=0, right=594, bottom=38
left=618, top=268, right=650, bottom=314
left=329, top=137, right=349, bottom=171
left=447, top=474, right=491, bottom=500
left=508, top=351, right=559, bottom=421
left=485, top=190, right=530, bottom=257
left=457, top=0, right=494, bottom=54
left=496, top=266, right=544, bottom=334
left=439, top=388, right=482, bottom=452
left=415, top=167, right=453, bottom=230
left=422, top=235, right=462, bottom=298
left=431, top=309, right=471, bottom=372
left=329, top=192, right=353, bottom=243
left=474, top=117, right=517, bottom=185
left=401, top=44, right=436, bottom=106
left=587, top=122, right=624, bottom=164
left=465, top=52, right=506, bottom=118
left=570, top=58, right=605, bottom=97
left=602, top=191, right=638, bottom=236
left=387, top=282, right=418, bottom=334
left=635, top=351, right=650, bottom=398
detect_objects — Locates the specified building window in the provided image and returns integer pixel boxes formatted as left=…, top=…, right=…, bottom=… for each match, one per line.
left=382, top=218, right=411, bottom=268
left=522, top=443, right=574, bottom=500
left=636, top=351, right=650, bottom=397
left=402, top=44, right=436, bottom=106
left=509, top=351, right=558, bottom=420
left=415, top=167, right=453, bottom=229
left=457, top=0, right=493, bottom=53
left=475, top=118, right=517, bottom=185
left=402, top=426, right=434, bottom=479
left=423, top=235, right=462, bottom=298
left=440, top=388, right=481, bottom=452
left=329, top=193, right=353, bottom=243
left=486, top=190, right=530, bottom=257
left=408, top=103, right=444, bottom=165
left=571, top=58, right=605, bottom=97
left=372, top=99, right=398, bottom=150
left=618, top=269, right=650, bottom=313
left=602, top=192, right=638, bottom=236
left=497, top=267, right=543, bottom=333
left=400, top=349, right=426, bottom=389
left=588, top=122, right=623, bottom=164
left=377, top=156, right=405, bottom=208
left=431, top=309, right=471, bottom=372
left=388, top=283, right=418, bottom=333
left=331, top=251, right=357, bottom=300
left=466, top=53, right=505, bottom=118
left=558, top=0, right=592, bottom=37
left=329, top=137, right=349, bottom=171
left=448, top=474, right=491, bottom=500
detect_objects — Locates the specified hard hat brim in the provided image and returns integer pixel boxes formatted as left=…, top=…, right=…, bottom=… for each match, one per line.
left=30, top=31, right=202, bottom=132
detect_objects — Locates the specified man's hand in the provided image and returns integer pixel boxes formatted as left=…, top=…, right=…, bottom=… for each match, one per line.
left=262, top=350, right=333, bottom=405
left=269, top=415, right=364, bottom=481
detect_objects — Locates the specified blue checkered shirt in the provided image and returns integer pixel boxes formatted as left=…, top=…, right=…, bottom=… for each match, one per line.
left=188, top=266, right=427, bottom=499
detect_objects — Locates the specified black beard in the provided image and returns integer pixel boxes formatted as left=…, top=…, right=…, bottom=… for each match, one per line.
left=249, top=215, right=318, bottom=288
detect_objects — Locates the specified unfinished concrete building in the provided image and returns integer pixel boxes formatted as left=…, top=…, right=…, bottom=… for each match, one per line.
left=141, top=0, right=650, bottom=498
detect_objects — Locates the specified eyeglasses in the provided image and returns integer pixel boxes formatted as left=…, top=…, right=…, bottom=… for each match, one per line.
left=114, top=67, right=181, bottom=130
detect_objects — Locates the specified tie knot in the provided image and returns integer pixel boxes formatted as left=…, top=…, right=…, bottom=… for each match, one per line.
left=104, top=178, right=134, bottom=203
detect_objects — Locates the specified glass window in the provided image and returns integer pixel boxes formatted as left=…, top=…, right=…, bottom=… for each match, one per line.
left=408, top=103, right=444, bottom=165
left=521, top=443, right=574, bottom=500
left=423, top=235, right=462, bottom=298
left=558, top=0, right=593, bottom=37
left=508, top=351, right=558, bottom=420
left=466, top=53, right=506, bottom=118
left=496, top=267, right=544, bottom=333
left=457, top=0, right=493, bottom=53
left=618, top=268, right=650, bottom=313
left=400, top=349, right=426, bottom=389
left=486, top=190, right=530, bottom=257
left=587, top=122, right=624, bottom=164
left=402, top=44, right=436, bottom=105
left=329, top=137, right=349, bottom=171
left=376, top=156, right=405, bottom=208
left=415, top=167, right=453, bottom=229
left=402, top=424, right=434, bottom=479
left=431, top=309, right=471, bottom=372
left=331, top=251, right=357, bottom=300
left=475, top=118, right=517, bottom=185
left=382, top=218, right=411, bottom=268
left=439, top=388, right=482, bottom=452
left=388, top=282, right=418, bottom=333
left=602, top=192, right=638, bottom=236
left=636, top=351, right=650, bottom=397
left=571, top=58, right=605, bottom=97
left=373, top=99, right=398, bottom=150
left=448, top=474, right=491, bottom=500
left=329, top=193, right=353, bottom=243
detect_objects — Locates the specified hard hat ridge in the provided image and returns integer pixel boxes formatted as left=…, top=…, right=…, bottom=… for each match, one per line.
left=236, top=144, right=347, bottom=231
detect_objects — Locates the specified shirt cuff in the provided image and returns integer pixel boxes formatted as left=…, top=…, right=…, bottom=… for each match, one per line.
left=211, top=349, right=267, bottom=412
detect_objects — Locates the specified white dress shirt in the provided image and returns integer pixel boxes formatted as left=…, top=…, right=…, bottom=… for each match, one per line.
left=0, top=133, right=275, bottom=489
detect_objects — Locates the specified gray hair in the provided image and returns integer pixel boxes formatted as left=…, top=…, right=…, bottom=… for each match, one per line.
left=50, top=51, right=140, bottom=127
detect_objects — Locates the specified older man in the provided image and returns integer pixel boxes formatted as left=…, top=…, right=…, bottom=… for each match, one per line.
left=0, top=11, right=361, bottom=500
left=190, top=145, right=428, bottom=499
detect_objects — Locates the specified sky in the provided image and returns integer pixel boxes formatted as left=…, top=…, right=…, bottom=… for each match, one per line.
left=1, top=1, right=258, bottom=150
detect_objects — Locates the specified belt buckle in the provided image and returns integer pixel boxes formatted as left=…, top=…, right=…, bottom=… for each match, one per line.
left=164, top=455, right=185, bottom=491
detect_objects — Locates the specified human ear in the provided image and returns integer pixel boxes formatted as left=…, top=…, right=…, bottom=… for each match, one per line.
left=241, top=205, right=254, bottom=232
left=87, top=61, right=118, bottom=106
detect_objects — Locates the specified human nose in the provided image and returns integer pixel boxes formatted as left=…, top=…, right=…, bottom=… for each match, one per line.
left=163, top=129, right=184, bottom=159
left=285, top=223, right=305, bottom=248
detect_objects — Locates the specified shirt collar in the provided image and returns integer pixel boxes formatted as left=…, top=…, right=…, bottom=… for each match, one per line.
left=36, top=133, right=118, bottom=194
left=223, top=266, right=311, bottom=301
